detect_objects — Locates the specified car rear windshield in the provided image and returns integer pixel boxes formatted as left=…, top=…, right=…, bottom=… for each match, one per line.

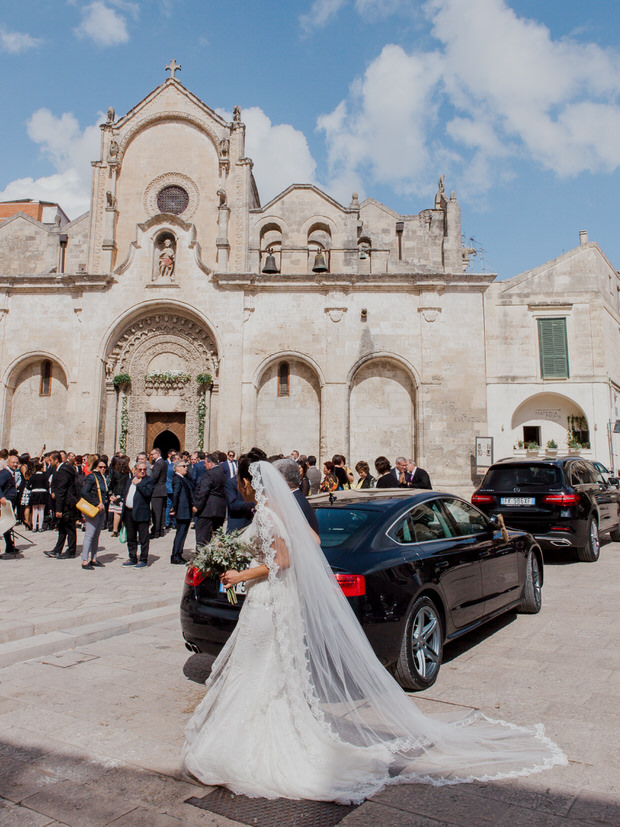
left=483, top=464, right=563, bottom=490
left=315, top=507, right=373, bottom=548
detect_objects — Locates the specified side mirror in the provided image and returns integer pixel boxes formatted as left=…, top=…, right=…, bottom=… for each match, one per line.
left=489, top=514, right=500, bottom=527
left=608, top=477, right=619, bottom=488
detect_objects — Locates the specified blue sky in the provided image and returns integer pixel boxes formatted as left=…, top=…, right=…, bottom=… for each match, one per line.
left=1, top=0, right=620, bottom=278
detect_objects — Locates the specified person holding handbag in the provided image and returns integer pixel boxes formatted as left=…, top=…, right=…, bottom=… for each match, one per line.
left=79, top=457, right=109, bottom=570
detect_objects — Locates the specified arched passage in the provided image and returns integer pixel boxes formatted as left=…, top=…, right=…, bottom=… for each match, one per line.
left=2, top=355, right=68, bottom=452
left=153, top=429, right=181, bottom=456
left=348, top=356, right=417, bottom=466
left=511, top=392, right=589, bottom=449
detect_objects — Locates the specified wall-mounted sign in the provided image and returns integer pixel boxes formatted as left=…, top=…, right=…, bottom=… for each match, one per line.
left=475, top=437, right=494, bottom=473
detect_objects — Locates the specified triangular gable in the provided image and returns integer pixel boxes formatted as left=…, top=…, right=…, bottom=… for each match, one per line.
left=253, top=184, right=351, bottom=215
left=64, top=211, right=90, bottom=231
left=359, top=197, right=403, bottom=220
left=114, top=78, right=230, bottom=131
left=0, top=211, right=54, bottom=234
left=499, top=242, right=615, bottom=296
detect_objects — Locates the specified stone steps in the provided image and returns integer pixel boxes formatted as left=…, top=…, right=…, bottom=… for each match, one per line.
left=0, top=600, right=180, bottom=668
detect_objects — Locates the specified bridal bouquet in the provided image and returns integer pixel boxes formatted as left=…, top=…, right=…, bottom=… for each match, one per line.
left=193, top=528, right=253, bottom=604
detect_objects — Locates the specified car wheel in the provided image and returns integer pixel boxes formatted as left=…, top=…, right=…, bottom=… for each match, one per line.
left=517, top=550, right=542, bottom=614
left=394, top=595, right=443, bottom=691
left=576, top=516, right=600, bottom=562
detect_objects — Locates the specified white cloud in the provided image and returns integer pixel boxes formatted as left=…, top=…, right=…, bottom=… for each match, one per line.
left=0, top=109, right=102, bottom=218
left=0, top=27, right=42, bottom=53
left=301, top=0, right=347, bottom=32
left=217, top=107, right=318, bottom=204
left=74, top=1, right=131, bottom=46
left=316, top=0, right=620, bottom=201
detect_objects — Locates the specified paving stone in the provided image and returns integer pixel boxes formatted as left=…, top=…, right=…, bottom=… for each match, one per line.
left=21, top=779, right=136, bottom=826
left=340, top=800, right=449, bottom=825
left=567, top=791, right=620, bottom=824
left=371, top=783, right=512, bottom=825
left=0, top=796, right=57, bottom=826
left=107, top=808, right=186, bottom=826
left=0, top=756, right=64, bottom=804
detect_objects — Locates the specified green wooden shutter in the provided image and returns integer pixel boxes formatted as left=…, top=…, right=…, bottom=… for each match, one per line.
left=538, top=318, right=569, bottom=378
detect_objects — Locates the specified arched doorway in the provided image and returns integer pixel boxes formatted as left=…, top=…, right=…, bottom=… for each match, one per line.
left=153, top=429, right=181, bottom=457
left=101, top=309, right=218, bottom=456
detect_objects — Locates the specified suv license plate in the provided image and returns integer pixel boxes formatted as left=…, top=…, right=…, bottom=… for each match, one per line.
left=501, top=497, right=535, bottom=506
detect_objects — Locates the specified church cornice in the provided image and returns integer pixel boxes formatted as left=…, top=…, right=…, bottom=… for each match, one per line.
left=212, top=271, right=496, bottom=292
left=0, top=273, right=114, bottom=292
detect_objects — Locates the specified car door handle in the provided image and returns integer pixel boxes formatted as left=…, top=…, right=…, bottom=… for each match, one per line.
left=435, top=561, right=449, bottom=569
left=479, top=550, right=491, bottom=558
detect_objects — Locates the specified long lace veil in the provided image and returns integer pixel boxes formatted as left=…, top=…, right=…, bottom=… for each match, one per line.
left=250, top=460, right=566, bottom=795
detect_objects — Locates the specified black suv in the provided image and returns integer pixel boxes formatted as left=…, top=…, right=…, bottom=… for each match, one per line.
left=472, top=458, right=620, bottom=562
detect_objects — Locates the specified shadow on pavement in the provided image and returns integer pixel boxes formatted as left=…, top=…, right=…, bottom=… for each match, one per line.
left=443, top=612, right=517, bottom=664
left=183, top=652, right=216, bottom=683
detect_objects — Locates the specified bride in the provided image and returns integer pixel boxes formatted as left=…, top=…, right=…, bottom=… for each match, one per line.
left=183, top=451, right=566, bottom=804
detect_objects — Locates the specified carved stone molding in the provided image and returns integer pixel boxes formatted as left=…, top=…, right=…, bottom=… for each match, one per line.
left=418, top=307, right=441, bottom=323
left=325, top=307, right=347, bottom=323
left=144, top=172, right=200, bottom=220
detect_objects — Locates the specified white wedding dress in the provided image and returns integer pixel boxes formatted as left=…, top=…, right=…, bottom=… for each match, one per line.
left=183, top=462, right=566, bottom=804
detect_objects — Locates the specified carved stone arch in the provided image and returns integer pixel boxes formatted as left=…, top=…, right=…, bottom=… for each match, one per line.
left=348, top=353, right=418, bottom=466
left=99, top=305, right=220, bottom=457
left=252, top=351, right=325, bottom=390
left=116, top=112, right=221, bottom=168
left=254, top=352, right=323, bottom=457
left=1, top=353, right=69, bottom=451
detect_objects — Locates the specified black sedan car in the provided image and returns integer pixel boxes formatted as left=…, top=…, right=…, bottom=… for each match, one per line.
left=181, top=489, right=543, bottom=690
left=472, top=457, right=620, bottom=562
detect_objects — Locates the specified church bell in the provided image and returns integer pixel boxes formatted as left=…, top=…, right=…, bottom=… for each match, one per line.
left=262, top=251, right=279, bottom=274
left=311, top=251, right=328, bottom=273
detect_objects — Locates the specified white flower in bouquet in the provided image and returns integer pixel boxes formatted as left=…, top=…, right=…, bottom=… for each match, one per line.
left=192, top=528, right=253, bottom=604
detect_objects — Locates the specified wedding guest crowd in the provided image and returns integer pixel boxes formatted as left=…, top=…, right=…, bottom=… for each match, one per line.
left=0, top=443, right=431, bottom=568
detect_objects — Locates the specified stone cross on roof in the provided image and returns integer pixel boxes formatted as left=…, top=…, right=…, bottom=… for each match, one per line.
left=166, top=59, right=181, bottom=79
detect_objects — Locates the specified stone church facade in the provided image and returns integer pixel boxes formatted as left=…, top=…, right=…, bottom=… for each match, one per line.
left=1, top=72, right=620, bottom=489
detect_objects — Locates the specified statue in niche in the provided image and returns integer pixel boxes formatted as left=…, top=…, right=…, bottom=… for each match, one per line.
left=156, top=238, right=176, bottom=281
left=107, top=107, right=115, bottom=123
left=108, top=140, right=119, bottom=161
left=219, top=137, right=229, bottom=158
left=217, top=188, right=227, bottom=207
left=233, top=106, right=241, bottom=123
left=106, top=191, right=116, bottom=209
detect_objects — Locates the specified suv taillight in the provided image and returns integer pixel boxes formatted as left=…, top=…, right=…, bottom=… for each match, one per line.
left=471, top=493, right=495, bottom=505
left=335, top=573, right=366, bottom=597
left=543, top=493, right=580, bottom=506
left=185, top=566, right=206, bottom=586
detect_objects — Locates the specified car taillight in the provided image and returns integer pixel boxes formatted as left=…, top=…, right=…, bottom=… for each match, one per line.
left=543, top=493, right=580, bottom=506
left=471, top=493, right=495, bottom=505
left=185, top=566, right=206, bottom=586
left=335, top=573, right=366, bottom=597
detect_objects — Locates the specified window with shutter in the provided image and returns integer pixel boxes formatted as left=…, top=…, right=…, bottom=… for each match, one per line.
left=538, top=318, right=569, bottom=378
left=277, top=362, right=290, bottom=397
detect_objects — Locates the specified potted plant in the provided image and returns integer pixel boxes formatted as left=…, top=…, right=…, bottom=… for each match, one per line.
left=567, top=438, right=582, bottom=455
left=526, top=442, right=540, bottom=455
left=546, top=439, right=558, bottom=456
left=113, top=372, right=131, bottom=390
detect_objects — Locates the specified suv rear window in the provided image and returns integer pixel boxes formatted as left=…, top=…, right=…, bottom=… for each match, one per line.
left=315, top=508, right=373, bottom=548
left=483, top=464, right=562, bottom=490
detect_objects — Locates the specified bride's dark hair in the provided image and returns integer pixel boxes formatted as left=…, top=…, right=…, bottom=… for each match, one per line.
left=237, top=447, right=267, bottom=482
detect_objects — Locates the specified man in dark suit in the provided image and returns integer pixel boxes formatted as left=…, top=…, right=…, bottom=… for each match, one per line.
left=121, top=461, right=156, bottom=567
left=194, top=453, right=227, bottom=545
left=407, top=458, right=432, bottom=490
left=188, top=451, right=206, bottom=490
left=224, top=473, right=254, bottom=533
left=46, top=451, right=80, bottom=558
left=170, top=459, right=194, bottom=564
left=0, top=454, right=19, bottom=553
left=148, top=448, right=168, bottom=537
left=274, top=458, right=319, bottom=535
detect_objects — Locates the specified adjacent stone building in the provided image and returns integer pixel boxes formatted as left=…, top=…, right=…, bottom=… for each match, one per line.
left=1, top=71, right=619, bottom=489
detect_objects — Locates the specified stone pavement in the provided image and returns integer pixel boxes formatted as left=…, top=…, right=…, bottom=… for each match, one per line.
left=0, top=527, right=618, bottom=825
